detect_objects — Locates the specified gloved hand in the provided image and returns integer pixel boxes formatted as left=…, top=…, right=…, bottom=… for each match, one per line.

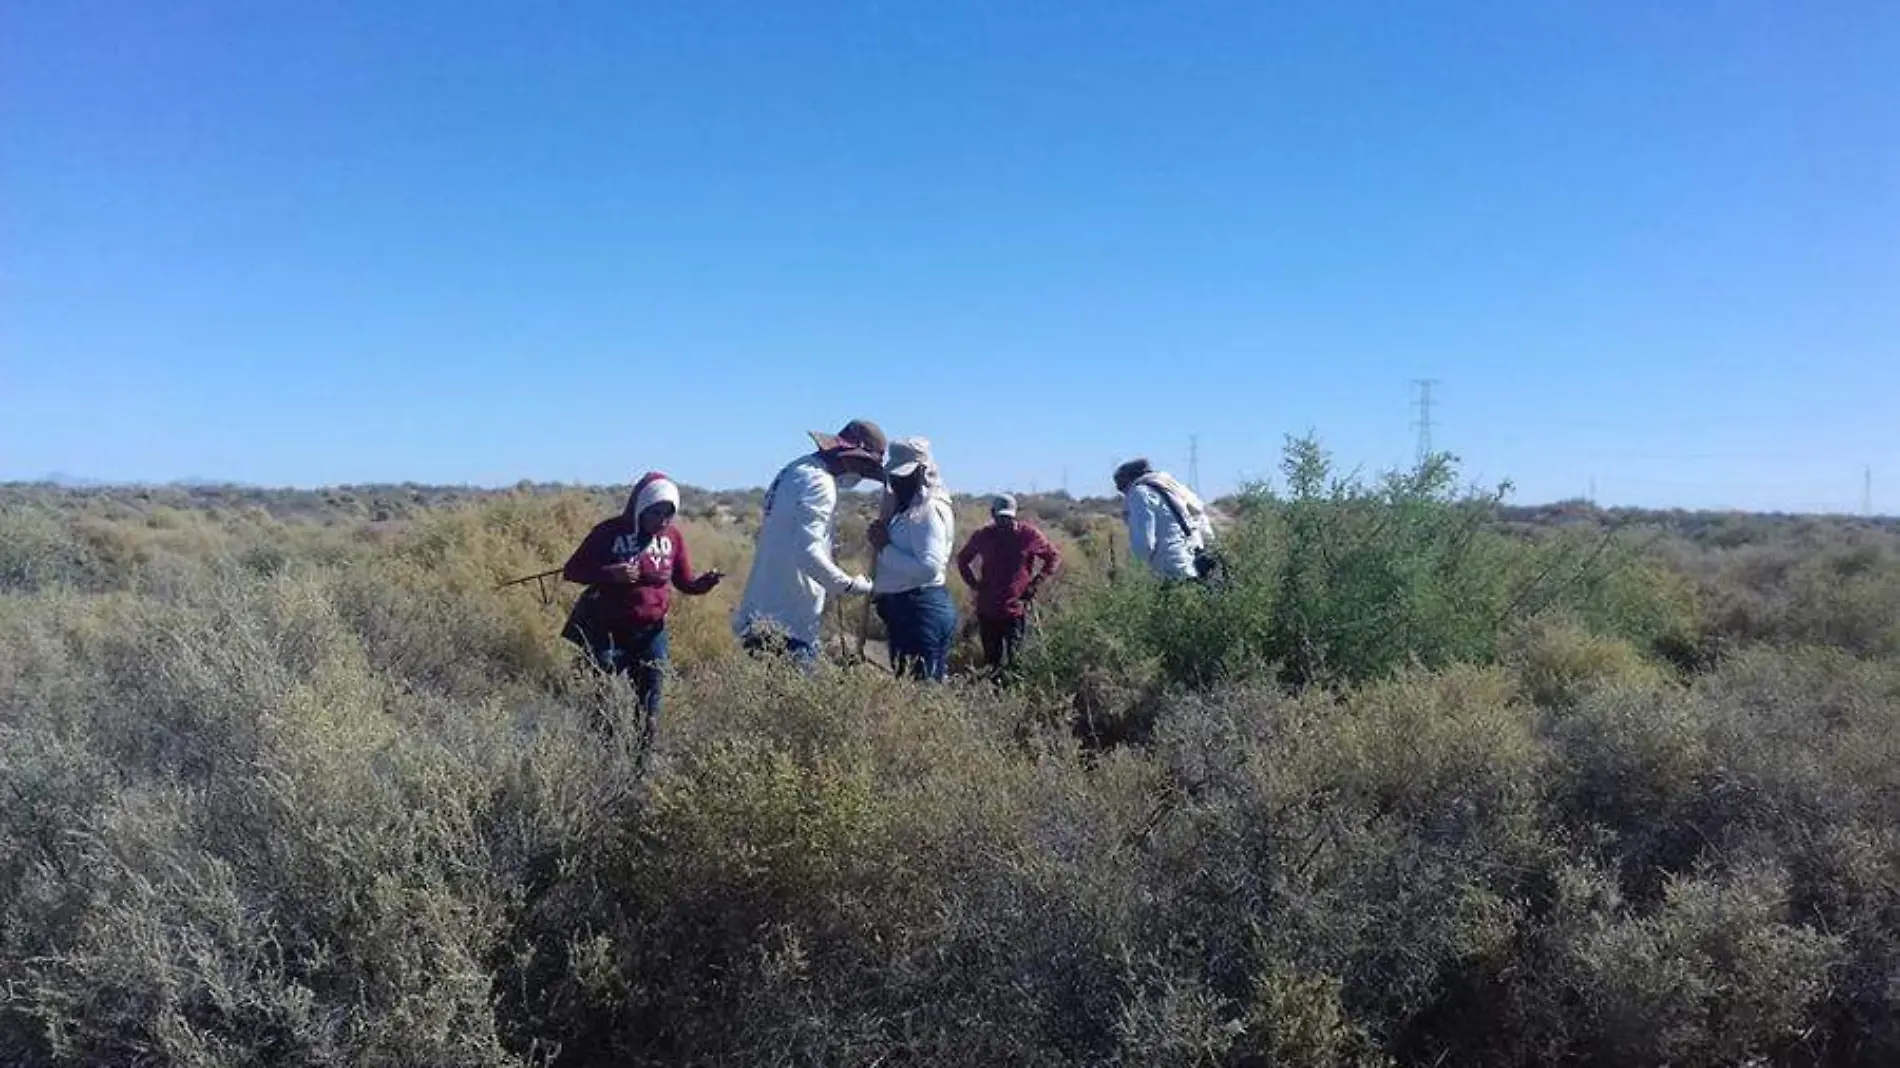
left=849, top=575, right=874, bottom=596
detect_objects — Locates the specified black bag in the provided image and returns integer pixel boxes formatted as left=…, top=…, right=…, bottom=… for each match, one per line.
left=1146, top=480, right=1224, bottom=583
left=561, top=586, right=609, bottom=651
left=1186, top=544, right=1223, bottom=582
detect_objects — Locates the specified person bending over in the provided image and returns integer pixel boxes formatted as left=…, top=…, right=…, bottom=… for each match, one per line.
left=734, top=420, right=887, bottom=666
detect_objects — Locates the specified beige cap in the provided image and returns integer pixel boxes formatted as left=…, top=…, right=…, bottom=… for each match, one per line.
left=885, top=436, right=934, bottom=478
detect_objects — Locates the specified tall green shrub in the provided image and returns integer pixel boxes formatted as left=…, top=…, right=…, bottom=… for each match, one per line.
left=1026, top=436, right=1692, bottom=704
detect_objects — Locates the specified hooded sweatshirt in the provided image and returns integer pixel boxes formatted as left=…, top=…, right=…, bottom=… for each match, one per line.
left=1125, top=471, right=1214, bottom=581
left=733, top=454, right=873, bottom=646
left=563, top=472, right=716, bottom=632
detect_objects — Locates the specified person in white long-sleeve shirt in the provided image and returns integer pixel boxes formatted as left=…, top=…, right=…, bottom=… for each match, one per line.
left=1114, top=457, right=1218, bottom=583
left=734, top=420, right=888, bottom=664
left=868, top=437, right=958, bottom=680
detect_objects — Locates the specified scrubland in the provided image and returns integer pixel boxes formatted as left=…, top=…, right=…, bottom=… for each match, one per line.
left=4, top=441, right=1900, bottom=1066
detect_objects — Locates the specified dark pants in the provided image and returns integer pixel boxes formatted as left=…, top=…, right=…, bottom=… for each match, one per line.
left=875, top=585, right=957, bottom=682
left=977, top=614, right=1029, bottom=672
left=587, top=625, right=667, bottom=745
left=741, top=628, right=819, bottom=670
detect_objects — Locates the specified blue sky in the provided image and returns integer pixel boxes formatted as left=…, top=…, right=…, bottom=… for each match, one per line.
left=4, top=2, right=1896, bottom=510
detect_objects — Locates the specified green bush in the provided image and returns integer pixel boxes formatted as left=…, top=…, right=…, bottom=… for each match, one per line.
left=1025, top=438, right=1697, bottom=723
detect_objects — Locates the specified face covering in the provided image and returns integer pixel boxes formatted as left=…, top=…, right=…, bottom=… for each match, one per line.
left=891, top=473, right=923, bottom=513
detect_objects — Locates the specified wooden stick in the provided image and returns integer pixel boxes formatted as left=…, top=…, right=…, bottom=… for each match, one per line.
left=857, top=481, right=891, bottom=662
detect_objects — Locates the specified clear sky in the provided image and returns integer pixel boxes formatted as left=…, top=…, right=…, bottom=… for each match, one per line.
left=4, top=2, right=1896, bottom=511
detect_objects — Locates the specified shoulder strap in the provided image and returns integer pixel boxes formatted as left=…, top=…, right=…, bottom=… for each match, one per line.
left=1140, top=477, right=1198, bottom=542
left=762, top=463, right=792, bottom=517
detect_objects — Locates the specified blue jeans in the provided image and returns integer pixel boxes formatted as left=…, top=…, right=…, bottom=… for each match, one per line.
left=588, top=625, right=667, bottom=743
left=875, top=586, right=957, bottom=681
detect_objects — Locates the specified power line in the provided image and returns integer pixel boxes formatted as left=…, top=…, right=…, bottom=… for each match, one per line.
left=1411, top=379, right=1440, bottom=464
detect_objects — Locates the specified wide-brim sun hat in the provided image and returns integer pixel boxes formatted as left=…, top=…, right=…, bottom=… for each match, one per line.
left=809, top=419, right=888, bottom=466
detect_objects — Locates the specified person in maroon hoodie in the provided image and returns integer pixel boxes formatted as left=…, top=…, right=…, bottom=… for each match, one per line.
left=562, top=472, right=722, bottom=741
left=955, top=494, right=1062, bottom=675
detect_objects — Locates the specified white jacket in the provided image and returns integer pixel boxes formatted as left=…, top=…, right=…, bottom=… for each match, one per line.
left=873, top=491, right=954, bottom=594
left=734, top=455, right=872, bottom=646
left=1125, top=472, right=1212, bottom=581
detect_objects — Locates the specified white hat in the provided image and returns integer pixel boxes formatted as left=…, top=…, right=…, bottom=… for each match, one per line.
left=991, top=494, right=1018, bottom=517
left=631, top=472, right=681, bottom=517
left=885, top=437, right=934, bottom=478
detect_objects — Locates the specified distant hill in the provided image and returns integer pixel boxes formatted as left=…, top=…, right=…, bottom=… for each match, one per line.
left=27, top=473, right=246, bottom=490
left=37, top=472, right=107, bottom=488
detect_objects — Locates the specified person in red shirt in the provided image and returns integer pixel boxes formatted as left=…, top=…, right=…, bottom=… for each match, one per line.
left=955, top=494, right=1062, bottom=674
left=562, top=472, right=722, bottom=742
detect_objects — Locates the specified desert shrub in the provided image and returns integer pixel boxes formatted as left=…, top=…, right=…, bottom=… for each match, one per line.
left=0, top=506, right=108, bottom=592
left=1691, top=649, right=1900, bottom=1059
left=1025, top=438, right=1694, bottom=718
left=1082, top=677, right=1534, bottom=1065
left=1526, top=648, right=1900, bottom=1063
left=1231, top=963, right=1394, bottom=1067
left=1690, top=532, right=1900, bottom=658
left=6, top=479, right=1900, bottom=1066
left=1329, top=667, right=1546, bottom=838
left=1541, top=681, right=1722, bottom=902
left=319, top=493, right=756, bottom=693
left=1780, top=541, right=1900, bottom=656
left=0, top=573, right=547, bottom=1066
left=1, top=494, right=372, bottom=599
left=488, top=661, right=1172, bottom=1065
left=1503, top=616, right=1667, bottom=709
left=1513, top=862, right=1843, bottom=1066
